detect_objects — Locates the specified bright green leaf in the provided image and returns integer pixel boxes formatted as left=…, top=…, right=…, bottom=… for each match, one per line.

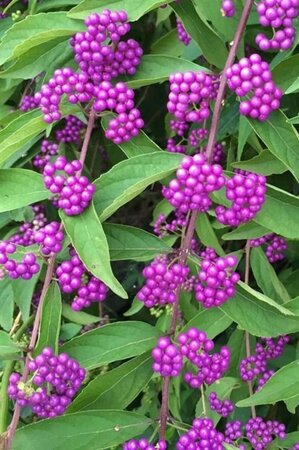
left=232, top=150, right=287, bottom=176
left=181, top=308, right=232, bottom=338
left=0, top=331, right=21, bottom=360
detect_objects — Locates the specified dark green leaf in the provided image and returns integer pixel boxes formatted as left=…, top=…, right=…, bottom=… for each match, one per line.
left=68, top=0, right=173, bottom=20
left=0, top=279, right=14, bottom=331
left=103, top=223, right=171, bottom=261
left=232, top=150, right=287, bottom=176
left=93, top=152, right=183, bottom=221
left=61, top=204, right=127, bottom=299
left=13, top=272, right=41, bottom=321
left=151, top=29, right=185, bottom=57
left=222, top=222, right=270, bottom=241
left=237, top=360, right=299, bottom=409
left=12, top=410, right=152, bottom=450
left=251, top=247, right=290, bottom=304
left=248, top=110, right=299, bottom=182
left=195, top=213, right=225, bottom=256
left=34, top=282, right=62, bottom=355
left=0, top=12, right=84, bottom=65
left=62, top=303, right=101, bottom=325
left=172, top=0, right=227, bottom=68
left=0, top=169, right=49, bottom=213
left=221, top=282, right=299, bottom=337
left=181, top=308, right=232, bottom=338
left=61, top=321, right=160, bottom=369
left=272, top=54, right=299, bottom=93
left=237, top=116, right=252, bottom=161
left=123, top=297, right=144, bottom=317
left=0, top=331, right=21, bottom=360
left=68, top=352, right=152, bottom=412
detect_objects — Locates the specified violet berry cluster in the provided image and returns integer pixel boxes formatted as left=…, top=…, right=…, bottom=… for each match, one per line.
left=123, top=439, right=167, bottom=450
left=176, top=417, right=225, bottom=449
left=245, top=417, right=286, bottom=450
left=240, top=335, right=289, bottom=385
left=0, top=241, right=39, bottom=280
left=215, top=170, right=267, bottom=227
left=167, top=71, right=219, bottom=123
left=162, top=154, right=226, bottom=213
left=151, top=336, right=183, bottom=377
left=176, top=18, right=191, bottom=46
left=56, top=249, right=108, bottom=311
left=55, top=115, right=85, bottom=143
left=250, top=233, right=287, bottom=263
left=256, top=0, right=298, bottom=51
left=195, top=254, right=240, bottom=308
left=33, top=139, right=58, bottom=170
left=137, top=257, right=189, bottom=308
left=20, top=95, right=39, bottom=111
left=153, top=212, right=188, bottom=237
left=10, top=205, right=47, bottom=247
left=221, top=0, right=236, bottom=17
left=34, top=221, right=64, bottom=256
left=43, top=156, right=95, bottom=216
left=226, top=54, right=282, bottom=121
left=8, top=347, right=85, bottom=418
left=71, top=10, right=143, bottom=83
left=208, top=392, right=234, bottom=417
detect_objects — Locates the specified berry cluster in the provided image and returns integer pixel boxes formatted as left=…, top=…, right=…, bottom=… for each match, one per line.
left=123, top=439, right=167, bottom=450
left=43, top=156, right=95, bottom=216
left=0, top=241, right=39, bottom=280
left=153, top=212, right=188, bottom=237
left=152, top=336, right=183, bottom=377
left=256, top=0, right=298, bottom=51
left=176, top=18, right=191, bottom=46
left=34, top=221, right=64, bottom=256
left=33, top=139, right=58, bottom=170
left=166, top=138, right=186, bottom=154
left=167, top=71, right=219, bottom=123
left=137, top=257, right=189, bottom=308
left=56, top=249, right=108, bottom=311
left=224, top=421, right=243, bottom=444
left=245, top=417, right=286, bottom=450
left=71, top=10, right=142, bottom=84
left=171, top=119, right=189, bottom=137
left=195, top=254, right=240, bottom=308
left=188, top=128, right=208, bottom=146
left=215, top=170, right=267, bottom=227
left=240, top=335, right=289, bottom=383
left=20, top=95, right=39, bottom=111
left=208, top=392, right=234, bottom=417
left=55, top=115, right=85, bottom=143
left=249, top=233, right=287, bottom=263
left=176, top=418, right=224, bottom=449
left=10, top=205, right=47, bottom=247
left=162, top=154, right=226, bottom=214
left=178, top=328, right=230, bottom=388
left=226, top=54, right=282, bottom=121
left=221, top=0, right=236, bottom=17
left=8, top=347, right=85, bottom=418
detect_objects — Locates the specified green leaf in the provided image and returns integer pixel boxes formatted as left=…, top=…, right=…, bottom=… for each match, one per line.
left=248, top=110, right=299, bottom=182
left=232, top=150, right=287, bottom=176
left=0, top=331, right=21, bottom=360
left=0, top=12, right=84, bottom=66
left=172, top=0, right=227, bottom=68
left=61, top=204, right=127, bottom=299
left=34, top=282, right=62, bottom=356
left=237, top=116, right=252, bottom=161
left=101, top=116, right=162, bottom=157
left=103, top=223, right=170, bottom=261
left=123, top=297, right=144, bottom=317
left=237, top=360, right=299, bottom=409
left=287, top=114, right=299, bottom=124
left=13, top=272, right=41, bottom=321
left=196, top=377, right=238, bottom=425
left=226, top=329, right=246, bottom=377
left=12, top=410, right=152, bottom=450
left=181, top=308, right=232, bottom=338
left=251, top=247, right=290, bottom=304
left=68, top=0, right=173, bottom=20
left=0, top=169, right=50, bottom=213
left=37, top=0, right=82, bottom=12
left=0, top=39, right=72, bottom=80
left=272, top=54, right=299, bottom=93
left=221, top=282, right=299, bottom=337
left=195, top=213, right=225, bottom=256
left=222, top=222, right=270, bottom=241
left=270, top=432, right=299, bottom=450
left=151, top=29, right=185, bottom=57
left=62, top=303, right=101, bottom=325
left=93, top=152, right=183, bottom=221
left=0, top=110, right=47, bottom=167
left=122, top=55, right=207, bottom=89
left=0, top=279, right=14, bottom=331
left=68, top=352, right=152, bottom=413
left=61, top=321, right=160, bottom=369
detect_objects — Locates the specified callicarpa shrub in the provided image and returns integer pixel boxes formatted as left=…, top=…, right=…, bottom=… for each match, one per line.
left=0, top=1, right=298, bottom=450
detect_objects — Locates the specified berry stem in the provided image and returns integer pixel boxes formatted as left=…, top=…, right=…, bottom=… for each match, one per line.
left=4, top=110, right=96, bottom=450
left=244, top=240, right=256, bottom=419
left=205, top=0, right=255, bottom=161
